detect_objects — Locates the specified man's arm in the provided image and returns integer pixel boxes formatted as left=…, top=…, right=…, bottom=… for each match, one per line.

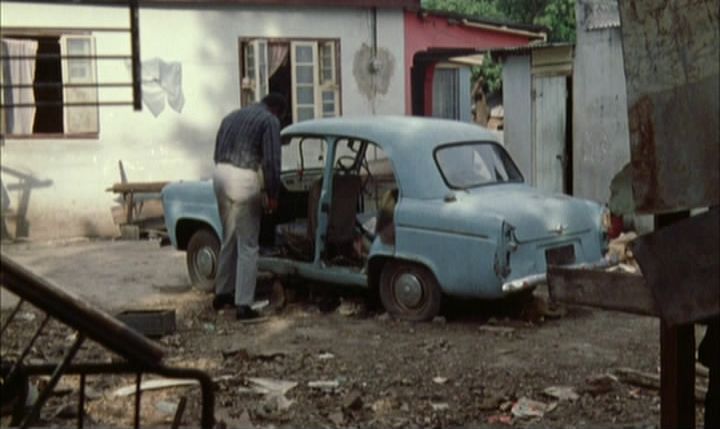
left=261, top=116, right=282, bottom=207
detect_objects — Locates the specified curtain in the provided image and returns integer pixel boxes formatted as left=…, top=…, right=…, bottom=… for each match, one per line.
left=1, top=38, right=38, bottom=134
left=432, top=68, right=459, bottom=120
left=268, top=43, right=289, bottom=79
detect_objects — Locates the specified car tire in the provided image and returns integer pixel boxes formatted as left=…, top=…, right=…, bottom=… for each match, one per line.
left=186, top=228, right=220, bottom=293
left=379, top=260, right=442, bottom=321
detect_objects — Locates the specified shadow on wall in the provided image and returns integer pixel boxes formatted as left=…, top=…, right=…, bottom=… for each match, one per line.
left=117, top=11, right=250, bottom=182
left=1, top=165, right=53, bottom=240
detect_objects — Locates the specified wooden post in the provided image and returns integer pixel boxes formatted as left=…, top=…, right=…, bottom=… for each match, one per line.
left=656, top=211, right=696, bottom=429
left=660, top=321, right=696, bottom=428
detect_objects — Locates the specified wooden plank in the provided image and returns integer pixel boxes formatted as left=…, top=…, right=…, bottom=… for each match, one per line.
left=632, top=209, right=720, bottom=325
left=660, top=322, right=696, bottom=429
left=547, top=266, right=657, bottom=316
left=106, top=181, right=169, bottom=193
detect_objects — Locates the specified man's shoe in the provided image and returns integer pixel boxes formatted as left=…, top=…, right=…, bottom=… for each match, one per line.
left=236, top=305, right=260, bottom=320
left=212, top=294, right=234, bottom=310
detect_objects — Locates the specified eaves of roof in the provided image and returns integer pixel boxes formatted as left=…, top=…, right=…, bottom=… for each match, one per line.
left=417, top=8, right=549, bottom=36
left=4, top=0, right=419, bottom=8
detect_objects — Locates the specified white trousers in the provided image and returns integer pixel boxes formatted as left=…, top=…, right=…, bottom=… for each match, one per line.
left=212, top=163, right=261, bottom=306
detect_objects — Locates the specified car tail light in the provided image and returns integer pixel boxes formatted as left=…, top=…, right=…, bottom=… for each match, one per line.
left=608, top=214, right=624, bottom=239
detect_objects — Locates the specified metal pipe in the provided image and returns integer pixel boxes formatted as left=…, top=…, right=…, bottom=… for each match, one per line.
left=1, top=82, right=135, bottom=89
left=78, top=373, right=86, bottom=429
left=6, top=314, right=51, bottom=383
left=134, top=373, right=142, bottom=429
left=20, top=333, right=86, bottom=428
left=171, top=396, right=187, bottom=429
left=22, top=362, right=216, bottom=428
left=0, top=54, right=133, bottom=60
left=1, top=101, right=136, bottom=108
left=0, top=298, right=25, bottom=337
left=130, top=0, right=142, bottom=111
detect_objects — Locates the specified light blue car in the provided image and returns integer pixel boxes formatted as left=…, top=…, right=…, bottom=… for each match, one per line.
left=162, top=116, right=608, bottom=321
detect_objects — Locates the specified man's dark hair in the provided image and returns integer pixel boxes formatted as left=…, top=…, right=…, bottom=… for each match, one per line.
left=262, top=93, right=287, bottom=119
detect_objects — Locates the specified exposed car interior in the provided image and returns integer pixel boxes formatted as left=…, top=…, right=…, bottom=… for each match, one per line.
left=259, top=136, right=397, bottom=269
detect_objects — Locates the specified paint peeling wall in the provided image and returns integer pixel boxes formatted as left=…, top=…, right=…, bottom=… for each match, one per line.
left=0, top=3, right=405, bottom=239
left=572, top=0, right=631, bottom=204
left=502, top=55, right=533, bottom=182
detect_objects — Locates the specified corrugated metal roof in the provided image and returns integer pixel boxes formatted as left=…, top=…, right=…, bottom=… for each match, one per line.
left=580, top=0, right=620, bottom=30
left=490, top=42, right=574, bottom=57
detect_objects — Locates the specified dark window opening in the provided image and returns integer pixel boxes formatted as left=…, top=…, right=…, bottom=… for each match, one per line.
left=33, top=37, right=63, bottom=134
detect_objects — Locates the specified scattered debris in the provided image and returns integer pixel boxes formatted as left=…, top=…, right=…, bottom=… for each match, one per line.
left=478, top=325, right=515, bottom=335
left=511, top=397, right=550, bottom=419
left=54, top=402, right=78, bottom=419
left=614, top=367, right=707, bottom=402
left=487, top=413, right=513, bottom=425
left=342, top=390, right=364, bottom=411
left=543, top=386, right=579, bottom=402
left=337, top=298, right=363, bottom=316
left=112, top=378, right=199, bottom=397
left=328, top=410, right=345, bottom=426
left=581, top=373, right=618, bottom=395
left=432, top=316, right=447, bottom=324
left=16, top=311, right=36, bottom=322
left=318, top=352, right=335, bottom=360
left=308, top=380, right=341, bottom=391
left=377, top=312, right=391, bottom=321
left=432, top=376, right=448, bottom=385
left=430, top=402, right=449, bottom=411
left=155, top=400, right=179, bottom=415
left=372, top=398, right=394, bottom=415
left=477, top=394, right=505, bottom=411
left=247, top=378, right=297, bottom=414
left=247, top=377, right=298, bottom=396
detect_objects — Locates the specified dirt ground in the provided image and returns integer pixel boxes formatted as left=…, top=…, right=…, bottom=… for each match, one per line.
left=0, top=239, right=709, bottom=428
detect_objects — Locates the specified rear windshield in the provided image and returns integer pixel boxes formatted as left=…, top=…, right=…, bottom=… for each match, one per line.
left=435, top=142, right=524, bottom=189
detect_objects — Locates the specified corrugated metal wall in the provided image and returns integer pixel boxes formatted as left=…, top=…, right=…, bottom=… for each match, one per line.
left=502, top=55, right=533, bottom=182
left=572, top=0, right=630, bottom=203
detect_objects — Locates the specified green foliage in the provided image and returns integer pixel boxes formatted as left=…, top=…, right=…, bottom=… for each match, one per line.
left=421, top=0, right=505, bottom=20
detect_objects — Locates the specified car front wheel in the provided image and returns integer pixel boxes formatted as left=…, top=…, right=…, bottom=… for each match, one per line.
left=186, top=228, right=220, bottom=292
left=379, top=260, right=442, bottom=321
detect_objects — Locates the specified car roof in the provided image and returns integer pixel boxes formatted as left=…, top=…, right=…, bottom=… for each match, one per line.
left=281, top=115, right=500, bottom=150
left=281, top=116, right=503, bottom=200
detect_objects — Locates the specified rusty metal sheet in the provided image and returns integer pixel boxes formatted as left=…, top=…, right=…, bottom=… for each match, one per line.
left=547, top=266, right=657, bottom=316
left=618, top=0, right=719, bottom=213
left=632, top=209, right=720, bottom=325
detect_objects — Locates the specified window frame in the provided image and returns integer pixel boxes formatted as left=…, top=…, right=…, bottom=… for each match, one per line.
left=1, top=29, right=100, bottom=139
left=433, top=141, right=525, bottom=190
left=237, top=37, right=342, bottom=122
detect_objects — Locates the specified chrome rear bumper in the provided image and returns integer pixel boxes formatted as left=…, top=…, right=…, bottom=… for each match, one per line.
left=501, top=258, right=612, bottom=294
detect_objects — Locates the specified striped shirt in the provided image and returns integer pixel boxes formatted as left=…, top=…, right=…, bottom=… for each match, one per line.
left=213, top=103, right=282, bottom=198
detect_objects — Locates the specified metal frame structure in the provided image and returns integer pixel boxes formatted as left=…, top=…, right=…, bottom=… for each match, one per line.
left=0, top=253, right=215, bottom=428
left=0, top=0, right=142, bottom=111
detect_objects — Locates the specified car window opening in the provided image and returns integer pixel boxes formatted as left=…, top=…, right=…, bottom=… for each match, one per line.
left=262, top=137, right=397, bottom=270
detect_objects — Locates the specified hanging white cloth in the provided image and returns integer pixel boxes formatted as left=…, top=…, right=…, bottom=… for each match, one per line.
left=134, top=57, right=185, bottom=117
left=1, top=38, right=38, bottom=134
left=268, top=44, right=289, bottom=79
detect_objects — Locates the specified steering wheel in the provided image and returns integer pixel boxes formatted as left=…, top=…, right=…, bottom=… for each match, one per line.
left=335, top=155, right=356, bottom=174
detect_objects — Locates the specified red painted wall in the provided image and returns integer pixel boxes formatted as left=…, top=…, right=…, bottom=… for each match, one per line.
left=404, top=11, right=536, bottom=114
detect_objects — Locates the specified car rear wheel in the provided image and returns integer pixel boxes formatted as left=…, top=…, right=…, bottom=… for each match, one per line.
left=186, top=228, right=220, bottom=292
left=379, top=260, right=441, bottom=321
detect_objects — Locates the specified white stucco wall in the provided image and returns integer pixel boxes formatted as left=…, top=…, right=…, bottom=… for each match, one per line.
left=0, top=3, right=406, bottom=239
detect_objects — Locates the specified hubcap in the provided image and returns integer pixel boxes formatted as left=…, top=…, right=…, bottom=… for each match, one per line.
left=195, top=247, right=216, bottom=278
left=394, top=273, right=424, bottom=309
